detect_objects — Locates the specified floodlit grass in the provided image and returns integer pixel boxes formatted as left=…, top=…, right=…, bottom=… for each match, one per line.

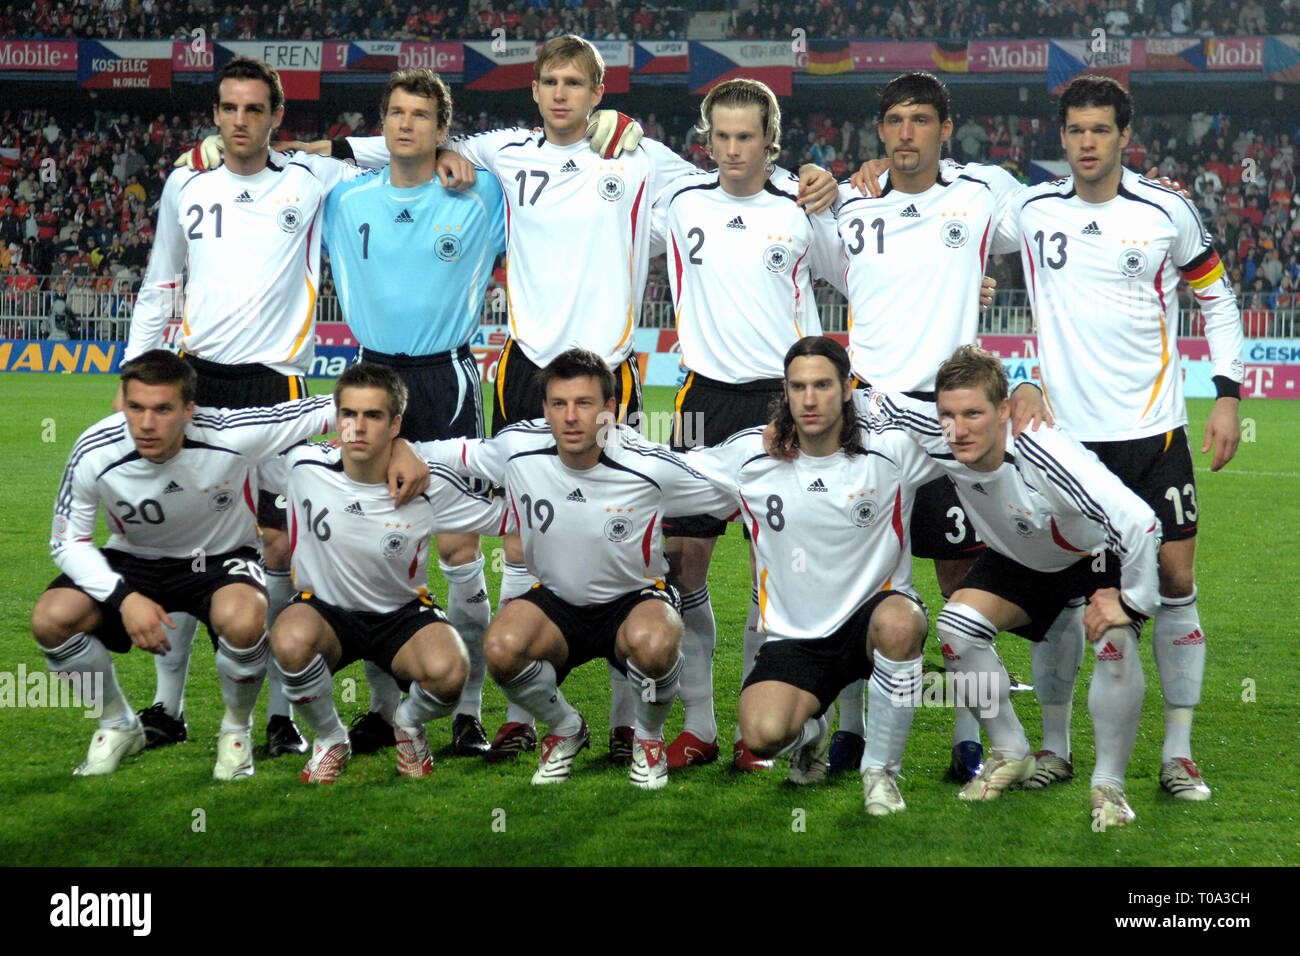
left=1, top=373, right=1296, bottom=865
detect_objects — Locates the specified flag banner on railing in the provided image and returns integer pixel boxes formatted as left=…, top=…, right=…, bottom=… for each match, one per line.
left=321, top=40, right=401, bottom=73
left=1047, top=37, right=1131, bottom=93
left=214, top=41, right=322, bottom=99
left=594, top=41, right=631, bottom=93
left=634, top=40, right=689, bottom=74
left=690, top=41, right=793, bottom=95
left=462, top=41, right=538, bottom=91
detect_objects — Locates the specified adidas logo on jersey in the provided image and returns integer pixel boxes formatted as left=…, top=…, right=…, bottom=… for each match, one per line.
left=394, top=209, right=414, bottom=223
left=344, top=501, right=365, bottom=516
left=234, top=190, right=253, bottom=203
left=900, top=204, right=920, bottom=218
left=971, top=481, right=988, bottom=495
left=727, top=215, right=746, bottom=230
left=163, top=480, right=184, bottom=494
left=566, top=488, right=586, bottom=502
left=805, top=478, right=828, bottom=493
left=1173, top=628, right=1205, bottom=646
left=1097, top=641, right=1124, bottom=661
left=559, top=159, right=579, bottom=173
left=1081, top=220, right=1102, bottom=235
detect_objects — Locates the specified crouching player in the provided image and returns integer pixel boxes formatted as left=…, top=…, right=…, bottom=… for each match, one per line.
left=871, top=347, right=1161, bottom=826
left=691, top=337, right=938, bottom=815
left=421, top=349, right=734, bottom=789
left=31, top=350, right=341, bottom=778
left=266, top=364, right=511, bottom=783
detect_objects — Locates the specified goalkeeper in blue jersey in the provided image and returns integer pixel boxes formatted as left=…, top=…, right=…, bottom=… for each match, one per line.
left=321, top=69, right=507, bottom=759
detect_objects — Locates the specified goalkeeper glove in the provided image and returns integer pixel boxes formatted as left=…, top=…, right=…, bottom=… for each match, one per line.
left=587, top=111, right=642, bottom=159
left=173, top=134, right=224, bottom=172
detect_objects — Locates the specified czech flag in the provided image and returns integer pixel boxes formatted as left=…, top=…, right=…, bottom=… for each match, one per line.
left=463, top=41, right=538, bottom=91
left=690, top=41, right=793, bottom=96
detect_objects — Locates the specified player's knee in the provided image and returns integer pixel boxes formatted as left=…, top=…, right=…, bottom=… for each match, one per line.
left=437, top=539, right=481, bottom=568
left=739, top=710, right=788, bottom=758
left=483, top=628, right=523, bottom=677
left=624, top=625, right=680, bottom=674
left=270, top=624, right=318, bottom=673
left=1158, top=567, right=1195, bottom=600
left=30, top=595, right=86, bottom=648
left=209, top=604, right=265, bottom=647
left=870, top=600, right=927, bottom=659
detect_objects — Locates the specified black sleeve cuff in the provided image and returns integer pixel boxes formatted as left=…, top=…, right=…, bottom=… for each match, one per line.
left=105, top=581, right=134, bottom=610
left=1212, top=376, right=1241, bottom=401
left=331, top=139, right=355, bottom=162
left=1117, top=594, right=1148, bottom=625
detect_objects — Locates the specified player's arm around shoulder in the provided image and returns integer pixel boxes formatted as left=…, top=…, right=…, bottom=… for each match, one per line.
left=196, top=394, right=336, bottom=462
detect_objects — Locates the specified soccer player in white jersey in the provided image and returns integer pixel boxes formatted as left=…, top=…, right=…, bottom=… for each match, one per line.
left=419, top=349, right=733, bottom=788
left=817, top=72, right=1048, bottom=781
left=686, top=337, right=936, bottom=814
left=994, top=76, right=1244, bottom=800
left=123, top=57, right=421, bottom=760
left=653, top=79, right=840, bottom=772
left=264, top=364, right=511, bottom=783
left=869, top=347, right=1162, bottom=825
left=30, top=351, right=338, bottom=778
left=316, top=70, right=507, bottom=763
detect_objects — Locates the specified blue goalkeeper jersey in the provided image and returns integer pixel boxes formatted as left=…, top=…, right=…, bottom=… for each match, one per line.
left=323, top=166, right=506, bottom=355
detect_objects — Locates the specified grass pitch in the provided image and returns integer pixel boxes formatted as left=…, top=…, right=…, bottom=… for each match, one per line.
left=0, top=372, right=1297, bottom=867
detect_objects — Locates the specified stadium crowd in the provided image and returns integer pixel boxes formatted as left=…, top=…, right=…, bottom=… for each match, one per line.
left=3, top=95, right=1299, bottom=339
left=1, top=0, right=1296, bottom=43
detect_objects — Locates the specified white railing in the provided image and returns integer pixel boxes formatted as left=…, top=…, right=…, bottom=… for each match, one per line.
left=3, top=277, right=1297, bottom=341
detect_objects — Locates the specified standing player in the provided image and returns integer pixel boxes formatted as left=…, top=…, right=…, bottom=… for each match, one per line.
left=819, top=72, right=1047, bottom=779
left=265, top=364, right=511, bottom=783
left=870, top=347, right=1162, bottom=825
left=420, top=349, right=735, bottom=789
left=995, top=76, right=1243, bottom=799
left=685, top=337, right=936, bottom=814
left=126, top=57, right=426, bottom=758
left=31, top=351, right=337, bottom=778
left=318, top=69, right=506, bottom=759
left=653, top=78, right=839, bottom=771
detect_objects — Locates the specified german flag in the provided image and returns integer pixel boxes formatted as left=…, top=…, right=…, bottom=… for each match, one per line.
left=807, top=40, right=853, bottom=75
left=1180, top=248, right=1226, bottom=290
left=932, top=40, right=968, bottom=73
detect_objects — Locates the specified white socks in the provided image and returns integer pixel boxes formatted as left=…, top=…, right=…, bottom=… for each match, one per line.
left=263, top=568, right=296, bottom=721
left=628, top=655, right=684, bottom=741
left=441, top=557, right=490, bottom=720
left=500, top=660, right=580, bottom=737
left=836, top=680, right=865, bottom=738
left=1088, top=627, right=1144, bottom=789
left=677, top=585, right=717, bottom=741
left=44, top=632, right=136, bottom=731
left=1032, top=601, right=1085, bottom=757
left=936, top=604, right=1028, bottom=759
left=862, top=650, right=922, bottom=774
left=278, top=655, right=345, bottom=747
left=736, top=588, right=764, bottom=742
left=394, top=681, right=455, bottom=730
left=363, top=661, right=401, bottom=723
left=215, top=633, right=270, bottom=734
left=151, top=612, right=197, bottom=717
left=1153, top=590, right=1204, bottom=762
left=498, top=562, right=537, bottom=728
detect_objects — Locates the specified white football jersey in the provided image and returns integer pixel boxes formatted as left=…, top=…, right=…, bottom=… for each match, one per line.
left=996, top=167, right=1244, bottom=441
left=820, top=162, right=1020, bottom=393
left=683, top=422, right=930, bottom=641
left=50, top=396, right=335, bottom=604
left=868, top=391, right=1161, bottom=618
left=269, top=444, right=511, bottom=613
left=352, top=131, right=694, bottom=368
left=127, top=152, right=366, bottom=375
left=656, top=169, right=833, bottom=383
left=419, top=421, right=733, bottom=606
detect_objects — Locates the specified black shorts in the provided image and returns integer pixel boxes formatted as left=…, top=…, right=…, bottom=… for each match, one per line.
left=909, top=475, right=985, bottom=560
left=1084, top=427, right=1197, bottom=543
left=743, top=590, right=926, bottom=718
left=184, top=353, right=307, bottom=529
left=45, top=546, right=267, bottom=654
left=959, top=547, right=1124, bottom=642
left=491, top=337, right=643, bottom=434
left=292, top=593, right=449, bottom=678
left=851, top=380, right=982, bottom=560
left=360, top=344, right=485, bottom=443
left=515, top=582, right=681, bottom=685
left=663, top=371, right=784, bottom=539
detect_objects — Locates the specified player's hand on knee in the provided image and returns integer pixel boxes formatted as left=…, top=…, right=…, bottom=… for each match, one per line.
left=1202, top=397, right=1241, bottom=471
left=175, top=134, right=224, bottom=172
left=121, top=593, right=175, bottom=654
left=587, top=110, right=642, bottom=159
left=851, top=158, right=889, bottom=197
left=435, top=149, right=476, bottom=190
left=1010, top=382, right=1053, bottom=436
left=1083, top=588, right=1132, bottom=643
left=387, top=439, right=431, bottom=505
left=795, top=164, right=836, bottom=213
